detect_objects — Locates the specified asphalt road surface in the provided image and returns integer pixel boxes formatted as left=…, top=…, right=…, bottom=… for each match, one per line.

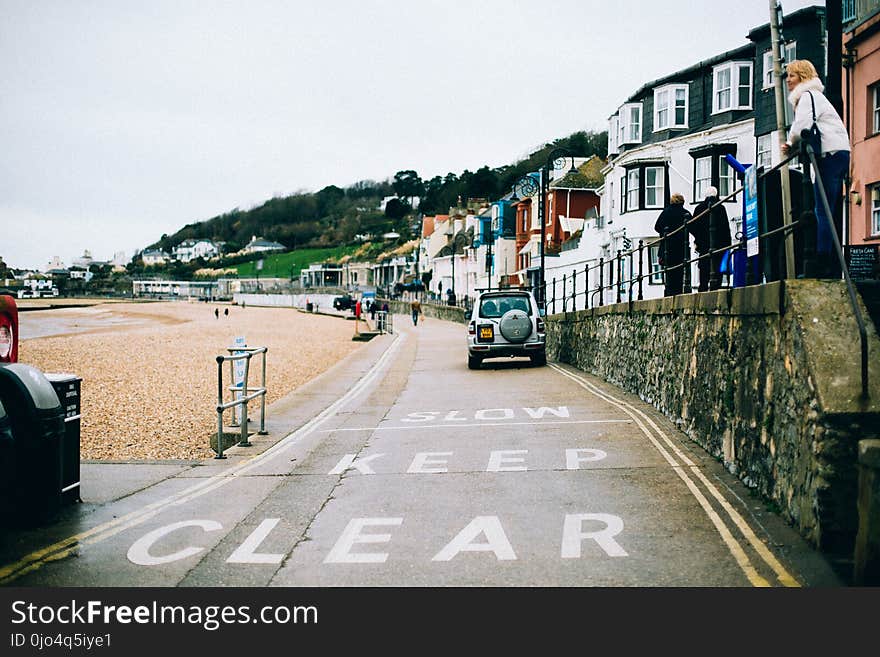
left=0, top=313, right=843, bottom=587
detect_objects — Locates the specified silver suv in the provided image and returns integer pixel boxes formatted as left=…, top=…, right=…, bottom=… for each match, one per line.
left=466, top=289, right=546, bottom=369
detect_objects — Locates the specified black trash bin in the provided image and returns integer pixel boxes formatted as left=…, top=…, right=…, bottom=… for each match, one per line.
left=0, top=363, right=64, bottom=526
left=45, top=373, right=82, bottom=505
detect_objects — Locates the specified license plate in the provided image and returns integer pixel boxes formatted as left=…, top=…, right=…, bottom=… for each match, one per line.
left=479, top=326, right=494, bottom=340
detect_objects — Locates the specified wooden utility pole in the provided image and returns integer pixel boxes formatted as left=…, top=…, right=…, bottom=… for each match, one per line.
left=770, top=0, right=796, bottom=279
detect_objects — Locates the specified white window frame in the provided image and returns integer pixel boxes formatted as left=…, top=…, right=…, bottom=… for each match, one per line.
left=644, top=166, right=665, bottom=209
left=718, top=157, right=735, bottom=200
left=713, top=62, right=753, bottom=113
left=648, top=244, right=663, bottom=284
left=873, top=85, right=880, bottom=136
left=757, top=133, right=773, bottom=170
left=763, top=42, right=796, bottom=89
left=619, top=175, right=626, bottom=213
left=626, top=169, right=640, bottom=211
left=608, top=115, right=620, bottom=155
left=695, top=157, right=711, bottom=202
left=872, top=185, right=880, bottom=236
left=653, top=84, right=688, bottom=131
left=619, top=103, right=642, bottom=144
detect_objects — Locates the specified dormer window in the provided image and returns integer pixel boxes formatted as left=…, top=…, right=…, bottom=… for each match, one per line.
left=653, top=84, right=688, bottom=130
left=712, top=62, right=753, bottom=113
left=618, top=103, right=642, bottom=145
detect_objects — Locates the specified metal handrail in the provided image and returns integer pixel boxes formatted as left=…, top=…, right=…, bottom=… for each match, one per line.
left=539, top=141, right=869, bottom=400
left=803, top=139, right=869, bottom=400
left=214, top=345, right=268, bottom=459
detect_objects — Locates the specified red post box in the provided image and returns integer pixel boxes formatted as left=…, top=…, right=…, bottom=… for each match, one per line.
left=0, top=295, right=18, bottom=363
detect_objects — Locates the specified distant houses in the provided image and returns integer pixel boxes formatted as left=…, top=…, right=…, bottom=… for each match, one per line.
left=242, top=235, right=285, bottom=255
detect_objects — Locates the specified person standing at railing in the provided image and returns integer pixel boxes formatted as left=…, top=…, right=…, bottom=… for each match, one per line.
left=781, top=59, right=851, bottom=279
left=690, top=186, right=732, bottom=291
left=654, top=193, right=692, bottom=296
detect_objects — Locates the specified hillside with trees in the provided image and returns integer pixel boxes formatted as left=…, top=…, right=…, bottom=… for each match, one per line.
left=144, top=129, right=607, bottom=264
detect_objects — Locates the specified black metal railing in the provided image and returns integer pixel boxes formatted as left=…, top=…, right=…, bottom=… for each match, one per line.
left=539, top=142, right=869, bottom=399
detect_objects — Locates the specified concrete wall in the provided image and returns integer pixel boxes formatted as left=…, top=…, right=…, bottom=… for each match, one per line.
left=384, top=299, right=467, bottom=324
left=544, top=280, right=880, bottom=556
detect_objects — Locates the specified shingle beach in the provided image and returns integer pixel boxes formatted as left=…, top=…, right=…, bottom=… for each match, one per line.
left=17, top=301, right=362, bottom=460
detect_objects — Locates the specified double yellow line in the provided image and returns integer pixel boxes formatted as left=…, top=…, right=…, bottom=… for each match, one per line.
left=549, top=362, right=799, bottom=587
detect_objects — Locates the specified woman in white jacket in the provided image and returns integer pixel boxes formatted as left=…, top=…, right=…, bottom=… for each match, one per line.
left=781, top=60, right=850, bottom=276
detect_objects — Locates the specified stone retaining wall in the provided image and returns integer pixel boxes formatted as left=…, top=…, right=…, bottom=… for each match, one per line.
left=384, top=299, right=467, bottom=324
left=544, top=280, right=880, bottom=556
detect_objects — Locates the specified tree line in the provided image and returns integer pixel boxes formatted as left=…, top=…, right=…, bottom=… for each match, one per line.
left=149, top=130, right=607, bottom=256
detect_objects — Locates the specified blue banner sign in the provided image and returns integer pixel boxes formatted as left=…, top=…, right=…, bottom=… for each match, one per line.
left=744, top=164, right=759, bottom=256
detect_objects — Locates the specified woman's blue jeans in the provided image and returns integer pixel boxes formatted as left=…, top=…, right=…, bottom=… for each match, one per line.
left=813, top=150, right=850, bottom=255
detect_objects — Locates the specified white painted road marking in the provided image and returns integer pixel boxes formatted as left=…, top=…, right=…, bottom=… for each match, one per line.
left=324, top=518, right=403, bottom=564
left=325, top=419, right=632, bottom=432
left=549, top=363, right=800, bottom=587
left=327, top=448, right=609, bottom=475
left=126, top=520, right=222, bottom=566
left=432, top=516, right=517, bottom=561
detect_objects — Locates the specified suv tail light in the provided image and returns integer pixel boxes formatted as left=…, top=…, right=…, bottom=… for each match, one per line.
left=536, top=317, right=545, bottom=334
left=0, top=295, right=19, bottom=363
left=468, top=321, right=476, bottom=335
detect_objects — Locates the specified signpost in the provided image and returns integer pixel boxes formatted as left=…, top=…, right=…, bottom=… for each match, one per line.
left=845, top=245, right=879, bottom=281
left=230, top=335, right=246, bottom=426
left=744, top=165, right=760, bottom=258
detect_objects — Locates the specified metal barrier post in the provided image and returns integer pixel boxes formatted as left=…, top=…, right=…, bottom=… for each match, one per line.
left=638, top=240, right=644, bottom=301
left=259, top=349, right=267, bottom=435
left=584, top=264, right=589, bottom=310
left=239, top=354, right=251, bottom=447
left=215, top=356, right=226, bottom=459
left=616, top=251, right=622, bottom=304
left=571, top=269, right=577, bottom=311
left=598, top=258, right=604, bottom=307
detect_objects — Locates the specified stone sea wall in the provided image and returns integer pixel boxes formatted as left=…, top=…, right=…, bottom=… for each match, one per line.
left=544, top=280, right=880, bottom=555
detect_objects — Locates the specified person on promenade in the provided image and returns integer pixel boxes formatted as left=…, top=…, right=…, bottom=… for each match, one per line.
left=370, top=299, right=376, bottom=321
left=224, top=307, right=229, bottom=317
left=781, top=59, right=851, bottom=278
left=411, top=299, right=422, bottom=326
left=214, top=308, right=219, bottom=319
left=654, top=193, right=692, bottom=296
left=690, top=186, right=731, bottom=291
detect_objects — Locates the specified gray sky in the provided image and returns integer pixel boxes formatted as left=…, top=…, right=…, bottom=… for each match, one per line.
left=1, top=0, right=821, bottom=271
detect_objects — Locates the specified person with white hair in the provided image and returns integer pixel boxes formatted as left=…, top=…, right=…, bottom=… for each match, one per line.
left=690, top=186, right=732, bottom=291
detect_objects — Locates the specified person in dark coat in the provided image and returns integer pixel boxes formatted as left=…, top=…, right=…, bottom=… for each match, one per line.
left=690, top=186, right=732, bottom=291
left=654, top=193, right=692, bottom=296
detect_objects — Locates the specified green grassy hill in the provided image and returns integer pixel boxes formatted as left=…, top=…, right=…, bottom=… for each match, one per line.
left=235, top=245, right=359, bottom=278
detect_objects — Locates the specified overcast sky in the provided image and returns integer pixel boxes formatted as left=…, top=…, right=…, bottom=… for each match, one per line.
left=1, top=0, right=821, bottom=270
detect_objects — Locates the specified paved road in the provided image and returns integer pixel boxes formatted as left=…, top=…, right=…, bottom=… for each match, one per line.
left=0, top=313, right=843, bottom=586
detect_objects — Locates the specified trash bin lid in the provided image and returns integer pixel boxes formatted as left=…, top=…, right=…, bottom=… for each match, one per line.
left=0, top=364, right=61, bottom=410
left=44, top=373, right=80, bottom=384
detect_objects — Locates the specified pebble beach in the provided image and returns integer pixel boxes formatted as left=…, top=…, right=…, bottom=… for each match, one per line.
left=17, top=300, right=363, bottom=461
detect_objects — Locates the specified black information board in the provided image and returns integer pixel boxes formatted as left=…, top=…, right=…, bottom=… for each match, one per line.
left=845, top=245, right=879, bottom=280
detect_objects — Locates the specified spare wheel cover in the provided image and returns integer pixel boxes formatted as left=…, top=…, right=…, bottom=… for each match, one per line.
left=498, top=309, right=532, bottom=343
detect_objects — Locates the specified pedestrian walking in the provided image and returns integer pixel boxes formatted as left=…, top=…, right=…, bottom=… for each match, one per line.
left=224, top=307, right=229, bottom=317
left=690, top=186, right=731, bottom=291
left=214, top=308, right=219, bottom=319
left=781, top=59, right=851, bottom=278
left=654, top=193, right=692, bottom=296
left=370, top=299, right=376, bottom=321
left=410, top=299, right=422, bottom=326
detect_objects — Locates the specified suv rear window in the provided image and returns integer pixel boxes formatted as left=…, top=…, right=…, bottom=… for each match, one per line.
left=479, top=295, right=532, bottom=318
